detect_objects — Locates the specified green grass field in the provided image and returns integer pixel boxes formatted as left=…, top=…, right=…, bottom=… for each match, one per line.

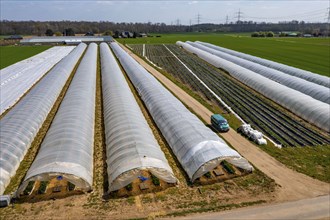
left=117, top=33, right=330, bottom=76
left=0, top=46, right=51, bottom=69
left=262, top=144, right=330, bottom=182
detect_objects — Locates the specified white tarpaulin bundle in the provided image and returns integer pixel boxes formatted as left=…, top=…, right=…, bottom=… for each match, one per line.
left=177, top=41, right=330, bottom=132
left=195, top=41, right=330, bottom=88
left=110, top=42, right=253, bottom=182
left=187, top=41, right=329, bottom=104
left=0, top=46, right=75, bottom=115
left=100, top=43, right=177, bottom=192
left=16, top=43, right=97, bottom=195
left=0, top=43, right=86, bottom=195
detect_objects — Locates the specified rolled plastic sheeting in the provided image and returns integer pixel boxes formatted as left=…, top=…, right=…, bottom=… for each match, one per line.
left=16, top=43, right=97, bottom=195
left=187, top=41, right=330, bottom=104
left=177, top=41, right=330, bottom=132
left=110, top=42, right=253, bottom=182
left=0, top=46, right=75, bottom=115
left=100, top=43, right=177, bottom=192
left=195, top=41, right=330, bottom=88
left=0, top=43, right=86, bottom=195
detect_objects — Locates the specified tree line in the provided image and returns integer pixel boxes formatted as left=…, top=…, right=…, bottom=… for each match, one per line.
left=0, top=20, right=328, bottom=36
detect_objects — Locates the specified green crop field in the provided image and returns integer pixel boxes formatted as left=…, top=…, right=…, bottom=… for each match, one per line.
left=117, top=33, right=330, bottom=76
left=0, top=45, right=51, bottom=69
left=262, top=144, right=330, bottom=183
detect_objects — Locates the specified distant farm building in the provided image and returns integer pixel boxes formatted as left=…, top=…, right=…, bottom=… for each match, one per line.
left=85, top=32, right=94, bottom=36
left=288, top=33, right=298, bottom=37
left=120, top=31, right=134, bottom=38
left=5, top=35, right=23, bottom=40
left=1, top=35, right=24, bottom=46
left=139, top=33, right=147, bottom=37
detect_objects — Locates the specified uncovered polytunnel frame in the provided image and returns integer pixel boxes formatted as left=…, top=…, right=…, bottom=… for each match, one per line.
left=110, top=42, right=254, bottom=182
left=100, top=43, right=177, bottom=192
left=0, top=43, right=87, bottom=195
left=16, top=43, right=97, bottom=196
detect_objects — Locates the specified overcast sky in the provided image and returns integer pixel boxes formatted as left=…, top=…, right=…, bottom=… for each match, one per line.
left=1, top=1, right=329, bottom=25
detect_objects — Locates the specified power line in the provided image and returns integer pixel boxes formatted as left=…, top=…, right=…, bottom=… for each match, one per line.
left=189, top=8, right=327, bottom=25
left=234, top=9, right=243, bottom=23
left=196, top=13, right=201, bottom=25
left=326, top=7, right=330, bottom=23
left=202, top=17, right=226, bottom=22
left=326, top=7, right=330, bottom=35
left=244, top=8, right=325, bottom=20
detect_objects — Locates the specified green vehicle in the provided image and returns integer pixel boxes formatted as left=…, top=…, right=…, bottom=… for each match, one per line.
left=211, top=114, right=229, bottom=132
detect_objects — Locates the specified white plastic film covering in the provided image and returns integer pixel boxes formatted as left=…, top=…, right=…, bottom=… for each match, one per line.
left=16, top=43, right=97, bottom=194
left=177, top=41, right=330, bottom=132
left=188, top=41, right=330, bottom=104
left=0, top=43, right=86, bottom=195
left=21, top=36, right=113, bottom=44
left=196, top=41, right=330, bottom=88
left=100, top=43, right=176, bottom=192
left=110, top=42, right=253, bottom=182
left=0, top=46, right=75, bottom=115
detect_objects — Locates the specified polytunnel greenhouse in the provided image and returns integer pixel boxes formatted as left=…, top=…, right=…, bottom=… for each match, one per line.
left=0, top=43, right=86, bottom=195
left=187, top=41, right=330, bottom=104
left=0, top=46, right=75, bottom=115
left=177, top=41, right=330, bottom=132
left=110, top=42, right=253, bottom=182
left=100, top=43, right=177, bottom=192
left=17, top=43, right=97, bottom=195
left=195, top=41, right=330, bottom=88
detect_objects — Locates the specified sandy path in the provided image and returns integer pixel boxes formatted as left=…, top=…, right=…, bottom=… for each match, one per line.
left=172, top=195, right=330, bottom=220
left=119, top=43, right=330, bottom=202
